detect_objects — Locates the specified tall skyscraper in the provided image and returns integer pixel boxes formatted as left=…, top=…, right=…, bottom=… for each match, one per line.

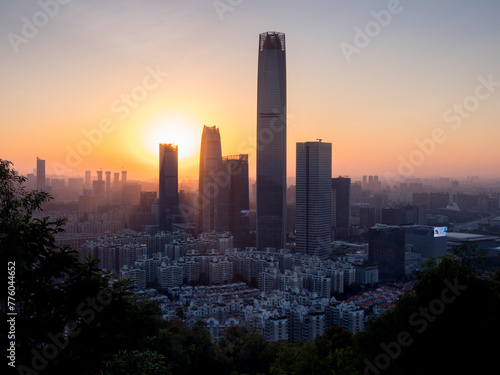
left=159, top=143, right=179, bottom=231
left=256, top=31, right=287, bottom=250
left=332, top=176, right=351, bottom=231
left=198, top=125, right=223, bottom=233
left=36, top=157, right=45, bottom=190
left=296, top=141, right=332, bottom=260
left=219, top=154, right=250, bottom=248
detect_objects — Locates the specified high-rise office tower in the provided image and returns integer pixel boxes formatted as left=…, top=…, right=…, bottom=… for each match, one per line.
left=296, top=141, right=332, bottom=260
left=360, top=207, right=376, bottom=227
left=332, top=176, right=351, bottom=231
left=198, top=125, right=223, bottom=232
left=121, top=170, right=127, bottom=185
left=111, top=172, right=121, bottom=205
left=84, top=170, right=91, bottom=190
left=219, top=154, right=250, bottom=248
left=256, top=31, right=287, bottom=250
left=159, top=144, right=179, bottom=231
left=93, top=170, right=105, bottom=198
left=368, top=224, right=405, bottom=281
left=113, top=173, right=120, bottom=189
left=36, top=157, right=45, bottom=190
left=105, top=171, right=111, bottom=198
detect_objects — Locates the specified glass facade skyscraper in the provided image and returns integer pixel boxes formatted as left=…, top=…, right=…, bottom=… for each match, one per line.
left=159, top=143, right=179, bottom=231
left=219, top=154, right=250, bottom=248
left=198, top=125, right=223, bottom=233
left=296, top=141, right=332, bottom=260
left=332, top=176, right=351, bottom=230
left=256, top=31, right=287, bottom=250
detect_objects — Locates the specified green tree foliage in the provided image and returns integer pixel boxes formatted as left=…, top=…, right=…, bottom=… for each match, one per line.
left=269, top=327, right=356, bottom=375
left=0, top=160, right=162, bottom=374
left=313, top=327, right=357, bottom=375
left=216, top=325, right=276, bottom=375
left=142, top=319, right=220, bottom=375
left=270, top=341, right=322, bottom=375
left=97, top=349, right=170, bottom=375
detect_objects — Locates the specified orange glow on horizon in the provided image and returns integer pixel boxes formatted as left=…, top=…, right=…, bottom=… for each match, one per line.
left=140, top=117, right=199, bottom=161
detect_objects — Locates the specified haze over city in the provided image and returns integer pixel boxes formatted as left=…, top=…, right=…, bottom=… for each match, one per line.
left=2, top=0, right=499, bottom=182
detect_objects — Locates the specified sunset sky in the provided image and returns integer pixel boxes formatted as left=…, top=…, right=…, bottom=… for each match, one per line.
left=1, top=0, right=499, bottom=184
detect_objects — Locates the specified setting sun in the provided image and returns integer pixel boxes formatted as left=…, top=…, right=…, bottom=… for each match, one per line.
left=142, top=118, right=199, bottom=162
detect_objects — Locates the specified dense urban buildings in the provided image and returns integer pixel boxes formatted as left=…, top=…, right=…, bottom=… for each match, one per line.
left=73, top=228, right=384, bottom=340
left=34, top=162, right=499, bottom=345
left=256, top=31, right=287, bottom=250
left=296, top=141, right=332, bottom=260
left=198, top=125, right=223, bottom=232
left=159, top=143, right=179, bottom=231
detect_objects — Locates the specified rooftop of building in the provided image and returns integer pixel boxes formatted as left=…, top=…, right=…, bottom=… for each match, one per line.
left=446, top=232, right=500, bottom=241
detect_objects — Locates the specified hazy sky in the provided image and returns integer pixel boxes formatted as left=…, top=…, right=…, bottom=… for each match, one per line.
left=1, top=0, right=499, bottom=183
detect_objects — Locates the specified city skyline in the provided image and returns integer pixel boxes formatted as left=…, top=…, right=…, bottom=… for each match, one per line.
left=3, top=2, right=500, bottom=372
left=2, top=1, right=499, bottom=183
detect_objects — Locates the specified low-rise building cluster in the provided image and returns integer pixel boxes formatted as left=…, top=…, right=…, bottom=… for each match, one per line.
left=72, top=231, right=397, bottom=341
left=344, top=283, right=413, bottom=316
left=75, top=231, right=386, bottom=341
